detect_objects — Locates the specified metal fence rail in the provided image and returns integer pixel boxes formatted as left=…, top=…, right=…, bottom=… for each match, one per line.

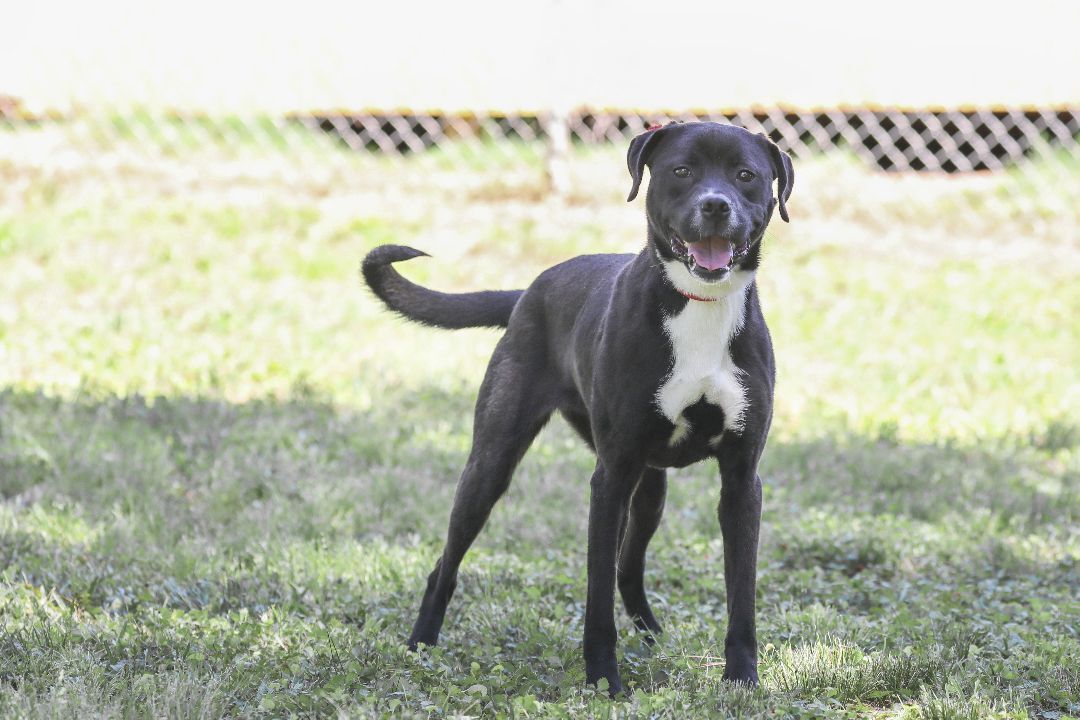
left=5, top=101, right=1075, bottom=170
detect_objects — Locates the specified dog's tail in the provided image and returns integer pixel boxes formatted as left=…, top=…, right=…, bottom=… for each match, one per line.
left=361, top=245, right=524, bottom=329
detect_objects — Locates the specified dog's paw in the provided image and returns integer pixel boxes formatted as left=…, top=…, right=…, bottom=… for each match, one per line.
left=722, top=666, right=759, bottom=687
left=586, top=661, right=624, bottom=697
left=632, top=615, right=664, bottom=645
left=406, top=635, right=438, bottom=652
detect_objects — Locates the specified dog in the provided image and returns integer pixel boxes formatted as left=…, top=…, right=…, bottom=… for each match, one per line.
left=362, top=121, right=793, bottom=695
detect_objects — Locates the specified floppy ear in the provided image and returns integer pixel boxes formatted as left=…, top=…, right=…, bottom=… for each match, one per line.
left=765, top=137, right=794, bottom=222
left=626, top=125, right=668, bottom=202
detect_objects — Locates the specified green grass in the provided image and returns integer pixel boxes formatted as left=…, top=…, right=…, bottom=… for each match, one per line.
left=0, top=128, right=1078, bottom=718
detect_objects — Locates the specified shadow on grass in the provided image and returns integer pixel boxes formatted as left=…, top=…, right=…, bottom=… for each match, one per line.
left=2, top=383, right=1075, bottom=612
left=2, top=385, right=1077, bottom=717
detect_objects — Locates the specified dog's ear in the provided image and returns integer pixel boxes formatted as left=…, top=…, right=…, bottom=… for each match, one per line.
left=626, top=124, right=668, bottom=202
left=763, top=135, right=794, bottom=222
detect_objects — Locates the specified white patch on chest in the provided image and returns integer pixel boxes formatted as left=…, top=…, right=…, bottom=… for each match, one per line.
left=657, top=266, right=754, bottom=445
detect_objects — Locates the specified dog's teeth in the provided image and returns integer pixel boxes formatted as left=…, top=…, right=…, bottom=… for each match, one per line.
left=670, top=235, right=690, bottom=258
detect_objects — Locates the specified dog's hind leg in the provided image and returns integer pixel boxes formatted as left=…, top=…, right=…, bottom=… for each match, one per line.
left=407, top=349, right=554, bottom=650
left=583, top=456, right=643, bottom=695
left=616, top=467, right=667, bottom=640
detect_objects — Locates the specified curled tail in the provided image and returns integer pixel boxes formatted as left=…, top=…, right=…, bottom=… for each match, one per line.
left=361, top=245, right=524, bottom=329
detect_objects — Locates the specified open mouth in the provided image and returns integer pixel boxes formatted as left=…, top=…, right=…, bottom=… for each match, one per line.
left=669, top=232, right=751, bottom=276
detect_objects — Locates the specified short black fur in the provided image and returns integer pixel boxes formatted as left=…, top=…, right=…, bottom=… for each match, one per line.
left=361, top=122, right=793, bottom=696
left=362, top=245, right=522, bottom=329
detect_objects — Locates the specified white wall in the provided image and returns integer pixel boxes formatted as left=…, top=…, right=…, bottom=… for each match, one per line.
left=2, top=0, right=1077, bottom=114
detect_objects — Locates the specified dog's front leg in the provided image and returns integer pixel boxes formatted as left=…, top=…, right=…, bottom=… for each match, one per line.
left=717, top=457, right=763, bottom=686
left=583, top=457, right=638, bottom=696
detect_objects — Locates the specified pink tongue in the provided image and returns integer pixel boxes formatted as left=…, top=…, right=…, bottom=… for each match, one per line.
left=688, top=238, right=733, bottom=270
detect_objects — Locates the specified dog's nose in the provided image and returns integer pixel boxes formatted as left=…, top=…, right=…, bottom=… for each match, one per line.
left=700, top=195, right=731, bottom=217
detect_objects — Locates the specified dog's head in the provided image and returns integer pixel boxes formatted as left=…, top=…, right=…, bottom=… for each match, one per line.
left=627, top=122, right=793, bottom=287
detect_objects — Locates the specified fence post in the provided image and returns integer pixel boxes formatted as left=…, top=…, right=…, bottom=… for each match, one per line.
left=543, top=109, right=571, bottom=197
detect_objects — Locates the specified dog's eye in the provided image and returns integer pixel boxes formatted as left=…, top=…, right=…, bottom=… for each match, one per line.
left=673, top=166, right=691, bottom=178
left=737, top=169, right=755, bottom=182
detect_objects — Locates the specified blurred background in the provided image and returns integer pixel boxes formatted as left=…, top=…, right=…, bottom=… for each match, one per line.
left=1, top=2, right=1078, bottom=716
left=2, top=0, right=1078, bottom=227
left=1, top=0, right=1077, bottom=425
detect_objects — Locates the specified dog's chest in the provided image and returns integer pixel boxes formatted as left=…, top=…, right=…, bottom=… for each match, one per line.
left=655, top=291, right=748, bottom=444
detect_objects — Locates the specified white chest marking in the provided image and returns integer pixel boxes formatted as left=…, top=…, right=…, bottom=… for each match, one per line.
left=657, top=264, right=753, bottom=445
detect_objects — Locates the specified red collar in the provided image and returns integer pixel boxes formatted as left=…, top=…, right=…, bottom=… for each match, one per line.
left=676, top=288, right=718, bottom=302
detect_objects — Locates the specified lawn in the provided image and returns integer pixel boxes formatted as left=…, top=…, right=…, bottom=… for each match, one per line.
left=0, top=123, right=1078, bottom=718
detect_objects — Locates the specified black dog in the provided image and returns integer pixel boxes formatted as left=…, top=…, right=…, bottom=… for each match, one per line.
left=362, top=121, right=793, bottom=694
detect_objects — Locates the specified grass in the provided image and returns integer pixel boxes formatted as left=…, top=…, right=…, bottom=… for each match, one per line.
left=0, top=122, right=1078, bottom=718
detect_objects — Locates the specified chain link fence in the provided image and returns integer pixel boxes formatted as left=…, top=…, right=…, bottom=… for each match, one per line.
left=1, top=100, right=1078, bottom=239
left=305, top=107, right=1079, bottom=213
left=3, top=0, right=1079, bottom=249
left=308, top=108, right=1078, bottom=173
